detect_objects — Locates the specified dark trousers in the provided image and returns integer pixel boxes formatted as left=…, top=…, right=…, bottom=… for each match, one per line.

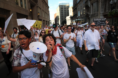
left=1, top=52, right=12, bottom=72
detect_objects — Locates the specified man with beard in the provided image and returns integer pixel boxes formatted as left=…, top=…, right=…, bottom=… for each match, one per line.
left=84, top=22, right=100, bottom=68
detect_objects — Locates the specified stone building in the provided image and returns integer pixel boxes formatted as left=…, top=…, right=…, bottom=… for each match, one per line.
left=0, top=0, right=50, bottom=34
left=73, top=0, right=118, bottom=25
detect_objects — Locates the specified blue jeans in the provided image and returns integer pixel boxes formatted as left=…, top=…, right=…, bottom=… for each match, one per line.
left=108, top=42, right=116, bottom=48
left=66, top=46, right=76, bottom=55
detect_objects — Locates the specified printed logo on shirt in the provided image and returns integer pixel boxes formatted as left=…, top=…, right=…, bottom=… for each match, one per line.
left=59, top=53, right=63, bottom=58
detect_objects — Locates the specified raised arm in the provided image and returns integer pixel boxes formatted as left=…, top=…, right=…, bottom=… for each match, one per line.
left=6, top=31, right=16, bottom=42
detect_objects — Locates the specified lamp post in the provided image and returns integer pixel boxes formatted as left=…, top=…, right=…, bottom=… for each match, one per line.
left=110, top=0, right=117, bottom=25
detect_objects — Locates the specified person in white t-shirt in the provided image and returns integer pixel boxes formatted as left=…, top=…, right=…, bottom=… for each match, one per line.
left=43, top=34, right=85, bottom=78
left=34, top=31, right=39, bottom=42
left=44, top=25, right=48, bottom=30
left=0, top=30, right=12, bottom=75
left=12, top=31, right=43, bottom=78
left=84, top=22, right=100, bottom=68
left=51, top=24, right=63, bottom=44
left=63, top=25, right=76, bottom=68
left=75, top=26, right=83, bottom=54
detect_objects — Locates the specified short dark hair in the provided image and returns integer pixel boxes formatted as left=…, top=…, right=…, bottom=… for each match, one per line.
left=18, top=31, right=31, bottom=38
left=13, top=27, right=17, bottom=30
left=67, top=25, right=72, bottom=28
left=43, top=34, right=56, bottom=44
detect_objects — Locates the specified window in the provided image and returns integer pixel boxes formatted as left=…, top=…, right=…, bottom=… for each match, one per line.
left=20, top=0, right=23, bottom=7
left=15, top=0, right=18, bottom=5
left=24, top=0, right=27, bottom=9
left=78, top=11, right=80, bottom=16
left=77, top=0, right=80, bottom=3
left=92, top=2, right=98, bottom=14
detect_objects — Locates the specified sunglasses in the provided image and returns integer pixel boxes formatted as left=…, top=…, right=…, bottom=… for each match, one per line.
left=68, top=28, right=72, bottom=29
left=91, top=25, right=96, bottom=26
left=41, top=32, right=45, bottom=33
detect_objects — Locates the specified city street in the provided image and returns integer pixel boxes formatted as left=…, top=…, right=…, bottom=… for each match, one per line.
left=0, top=43, right=118, bottom=78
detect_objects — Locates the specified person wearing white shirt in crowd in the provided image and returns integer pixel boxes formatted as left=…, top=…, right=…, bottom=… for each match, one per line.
left=34, top=31, right=39, bottom=42
left=75, top=26, right=83, bottom=54
left=43, top=34, right=85, bottom=78
left=11, top=27, right=18, bottom=38
left=84, top=22, right=100, bottom=68
left=51, top=24, right=63, bottom=44
left=11, top=27, right=19, bottom=51
left=99, top=26, right=107, bottom=52
left=12, top=31, right=43, bottom=78
left=36, top=28, right=41, bottom=35
left=64, top=25, right=76, bottom=68
left=62, top=27, right=68, bottom=46
left=0, top=30, right=12, bottom=75
left=44, top=25, right=48, bottom=30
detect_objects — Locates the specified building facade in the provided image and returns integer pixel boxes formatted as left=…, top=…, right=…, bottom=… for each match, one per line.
left=55, top=3, right=69, bottom=25
left=73, top=0, right=118, bottom=25
left=66, top=7, right=73, bottom=25
left=0, top=0, right=50, bottom=34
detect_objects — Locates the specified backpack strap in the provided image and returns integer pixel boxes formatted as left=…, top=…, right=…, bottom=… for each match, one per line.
left=58, top=30, right=61, bottom=36
left=57, top=44, right=66, bottom=60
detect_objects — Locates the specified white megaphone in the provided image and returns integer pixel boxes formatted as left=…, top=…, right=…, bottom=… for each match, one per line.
left=29, top=42, right=47, bottom=66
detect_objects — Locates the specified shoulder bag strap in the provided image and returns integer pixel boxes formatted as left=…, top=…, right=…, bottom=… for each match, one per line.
left=20, top=47, right=30, bottom=61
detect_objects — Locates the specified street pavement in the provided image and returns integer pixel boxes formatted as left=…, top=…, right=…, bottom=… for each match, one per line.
left=0, top=43, right=118, bottom=78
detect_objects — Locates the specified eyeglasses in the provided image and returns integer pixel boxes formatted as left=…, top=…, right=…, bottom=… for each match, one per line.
left=91, top=25, right=96, bottom=26
left=18, top=38, right=27, bottom=41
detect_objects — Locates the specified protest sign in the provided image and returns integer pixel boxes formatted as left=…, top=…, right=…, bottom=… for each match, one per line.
left=93, top=18, right=106, bottom=26
left=4, top=14, right=13, bottom=33
left=33, top=20, right=42, bottom=29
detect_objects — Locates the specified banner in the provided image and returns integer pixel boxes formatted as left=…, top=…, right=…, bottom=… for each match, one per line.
left=93, top=18, right=106, bottom=26
left=33, top=20, right=42, bottom=29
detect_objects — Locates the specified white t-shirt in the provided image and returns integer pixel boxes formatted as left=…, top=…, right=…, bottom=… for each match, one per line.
left=11, top=33, right=18, bottom=38
left=44, top=27, right=48, bottom=30
left=20, top=49, right=40, bottom=78
left=0, top=36, right=11, bottom=52
left=37, top=30, right=41, bottom=35
left=75, top=30, right=83, bottom=39
left=34, top=36, right=39, bottom=42
left=43, top=46, right=72, bottom=78
left=63, top=33, right=76, bottom=48
left=84, top=29, right=100, bottom=50
left=51, top=30, right=63, bottom=44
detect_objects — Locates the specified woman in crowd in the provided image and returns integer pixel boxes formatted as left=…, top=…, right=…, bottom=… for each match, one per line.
left=39, top=30, right=46, bottom=42
left=0, top=30, right=12, bottom=74
left=62, top=27, right=67, bottom=36
left=99, top=25, right=107, bottom=56
left=107, top=25, right=118, bottom=61
left=34, top=31, right=39, bottom=42
left=6, top=31, right=19, bottom=50
left=62, top=27, right=68, bottom=46
left=76, top=26, right=83, bottom=54
left=43, top=34, right=85, bottom=78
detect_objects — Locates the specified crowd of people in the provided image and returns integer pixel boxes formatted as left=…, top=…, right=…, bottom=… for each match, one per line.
left=0, top=21, right=118, bottom=78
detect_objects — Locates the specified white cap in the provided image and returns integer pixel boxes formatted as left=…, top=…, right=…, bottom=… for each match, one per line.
left=29, top=42, right=47, bottom=54
left=78, top=25, right=83, bottom=27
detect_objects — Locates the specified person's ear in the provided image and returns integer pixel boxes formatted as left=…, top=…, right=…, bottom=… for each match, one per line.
left=29, top=38, right=31, bottom=42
